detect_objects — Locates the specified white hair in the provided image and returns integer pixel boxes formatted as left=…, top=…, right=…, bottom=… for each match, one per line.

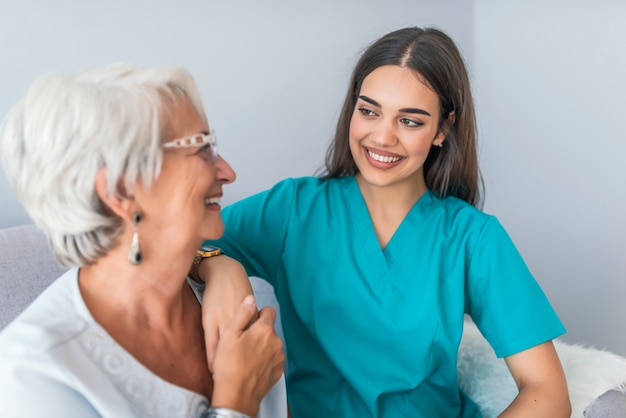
left=0, top=63, right=207, bottom=267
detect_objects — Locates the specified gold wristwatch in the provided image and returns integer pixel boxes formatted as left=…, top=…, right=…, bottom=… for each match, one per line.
left=188, top=245, right=224, bottom=283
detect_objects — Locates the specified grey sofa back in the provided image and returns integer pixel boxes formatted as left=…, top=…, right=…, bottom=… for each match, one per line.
left=0, top=224, right=66, bottom=329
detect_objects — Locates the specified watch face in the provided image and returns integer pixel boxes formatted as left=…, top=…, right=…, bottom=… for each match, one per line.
left=198, top=245, right=223, bottom=257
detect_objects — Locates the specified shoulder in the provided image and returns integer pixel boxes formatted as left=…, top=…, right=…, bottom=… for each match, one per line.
left=281, top=175, right=353, bottom=198
left=0, top=363, right=100, bottom=417
left=429, top=193, right=493, bottom=231
left=230, top=176, right=348, bottom=204
left=0, top=268, right=102, bottom=415
left=423, top=193, right=518, bottom=255
left=239, top=176, right=344, bottom=209
left=270, top=176, right=339, bottom=194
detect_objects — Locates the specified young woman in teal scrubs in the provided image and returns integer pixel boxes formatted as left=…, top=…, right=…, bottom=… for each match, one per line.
left=199, top=27, right=571, bottom=417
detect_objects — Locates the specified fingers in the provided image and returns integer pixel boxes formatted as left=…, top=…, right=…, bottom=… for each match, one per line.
left=225, top=295, right=260, bottom=335
left=268, top=349, right=286, bottom=387
left=205, top=323, right=219, bottom=371
left=256, top=305, right=277, bottom=327
left=210, top=301, right=285, bottom=416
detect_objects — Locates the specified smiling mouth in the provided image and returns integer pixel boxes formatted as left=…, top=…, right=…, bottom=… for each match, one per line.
left=204, top=196, right=221, bottom=206
left=367, top=149, right=402, bottom=163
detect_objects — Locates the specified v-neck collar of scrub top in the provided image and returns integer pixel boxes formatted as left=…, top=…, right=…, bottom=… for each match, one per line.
left=341, top=176, right=437, bottom=277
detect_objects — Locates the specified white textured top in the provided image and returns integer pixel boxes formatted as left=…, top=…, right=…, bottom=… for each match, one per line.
left=0, top=268, right=287, bottom=418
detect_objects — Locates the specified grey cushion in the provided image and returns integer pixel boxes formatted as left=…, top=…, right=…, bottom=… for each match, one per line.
left=584, top=388, right=626, bottom=417
left=0, top=224, right=66, bottom=329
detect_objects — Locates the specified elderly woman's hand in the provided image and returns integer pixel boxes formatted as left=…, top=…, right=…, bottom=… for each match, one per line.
left=210, top=295, right=285, bottom=418
left=200, top=255, right=254, bottom=371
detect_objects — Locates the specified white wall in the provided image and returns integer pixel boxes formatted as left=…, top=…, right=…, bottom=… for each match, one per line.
left=0, top=0, right=473, bottom=227
left=474, top=1, right=626, bottom=355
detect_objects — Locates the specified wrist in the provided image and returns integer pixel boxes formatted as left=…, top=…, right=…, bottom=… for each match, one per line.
left=188, top=245, right=224, bottom=283
left=206, top=407, right=252, bottom=418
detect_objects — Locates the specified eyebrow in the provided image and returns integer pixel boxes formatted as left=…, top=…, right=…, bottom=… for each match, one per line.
left=358, top=95, right=432, bottom=116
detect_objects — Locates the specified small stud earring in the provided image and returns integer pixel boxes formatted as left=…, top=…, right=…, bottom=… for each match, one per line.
left=128, top=211, right=142, bottom=265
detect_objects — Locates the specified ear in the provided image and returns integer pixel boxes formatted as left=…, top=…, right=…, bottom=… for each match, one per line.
left=433, top=110, right=456, bottom=147
left=95, top=168, right=135, bottom=220
left=446, top=110, right=456, bottom=126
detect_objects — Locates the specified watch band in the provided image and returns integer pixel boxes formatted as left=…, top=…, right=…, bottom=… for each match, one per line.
left=188, top=245, right=224, bottom=283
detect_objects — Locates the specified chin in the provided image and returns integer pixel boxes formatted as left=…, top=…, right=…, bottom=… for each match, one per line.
left=202, top=225, right=225, bottom=241
left=358, top=170, right=397, bottom=188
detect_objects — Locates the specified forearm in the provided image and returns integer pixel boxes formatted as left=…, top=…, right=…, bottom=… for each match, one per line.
left=500, top=341, right=571, bottom=417
left=498, top=383, right=571, bottom=417
left=199, top=255, right=253, bottom=301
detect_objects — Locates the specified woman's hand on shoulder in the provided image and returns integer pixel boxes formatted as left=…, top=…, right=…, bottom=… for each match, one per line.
left=210, top=295, right=285, bottom=417
left=200, top=255, right=254, bottom=371
left=498, top=340, right=571, bottom=417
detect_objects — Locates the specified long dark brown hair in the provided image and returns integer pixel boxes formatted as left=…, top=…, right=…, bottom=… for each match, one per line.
left=319, top=27, right=483, bottom=208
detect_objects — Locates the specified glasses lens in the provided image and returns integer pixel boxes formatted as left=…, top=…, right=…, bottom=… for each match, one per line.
left=209, top=131, right=218, bottom=162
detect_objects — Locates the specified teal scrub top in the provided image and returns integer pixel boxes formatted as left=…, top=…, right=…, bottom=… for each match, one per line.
left=207, top=176, right=565, bottom=418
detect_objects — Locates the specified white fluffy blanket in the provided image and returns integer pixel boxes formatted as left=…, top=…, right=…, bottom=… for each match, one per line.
left=457, top=321, right=626, bottom=418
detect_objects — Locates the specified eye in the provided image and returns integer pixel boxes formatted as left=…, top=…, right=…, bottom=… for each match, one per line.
left=357, top=107, right=378, bottom=117
left=195, top=144, right=214, bottom=161
left=399, top=117, right=424, bottom=128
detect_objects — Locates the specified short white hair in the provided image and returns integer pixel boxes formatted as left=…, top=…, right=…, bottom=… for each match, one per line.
left=0, top=63, right=207, bottom=267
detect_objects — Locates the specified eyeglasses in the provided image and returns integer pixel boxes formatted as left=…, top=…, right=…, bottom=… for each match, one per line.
left=162, top=130, right=218, bottom=163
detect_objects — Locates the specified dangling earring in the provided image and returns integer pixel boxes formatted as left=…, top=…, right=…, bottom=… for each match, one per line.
left=128, top=211, right=142, bottom=265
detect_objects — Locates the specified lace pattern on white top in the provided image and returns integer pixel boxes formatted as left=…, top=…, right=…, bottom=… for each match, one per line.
left=77, top=279, right=210, bottom=418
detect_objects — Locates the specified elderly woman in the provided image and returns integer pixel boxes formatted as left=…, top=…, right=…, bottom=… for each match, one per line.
left=0, top=64, right=286, bottom=418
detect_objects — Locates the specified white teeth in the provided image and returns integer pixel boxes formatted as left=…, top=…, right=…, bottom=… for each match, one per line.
left=204, top=197, right=221, bottom=205
left=368, top=150, right=402, bottom=163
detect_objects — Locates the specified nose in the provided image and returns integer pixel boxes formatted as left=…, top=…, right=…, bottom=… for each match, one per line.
left=371, top=121, right=398, bottom=147
left=215, top=155, right=236, bottom=184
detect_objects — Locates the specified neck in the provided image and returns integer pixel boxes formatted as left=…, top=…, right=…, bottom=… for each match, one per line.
left=355, top=172, right=428, bottom=216
left=355, top=172, right=429, bottom=249
left=78, top=243, right=197, bottom=330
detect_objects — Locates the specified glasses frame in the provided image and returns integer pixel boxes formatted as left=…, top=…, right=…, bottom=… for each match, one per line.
left=162, top=130, right=218, bottom=162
